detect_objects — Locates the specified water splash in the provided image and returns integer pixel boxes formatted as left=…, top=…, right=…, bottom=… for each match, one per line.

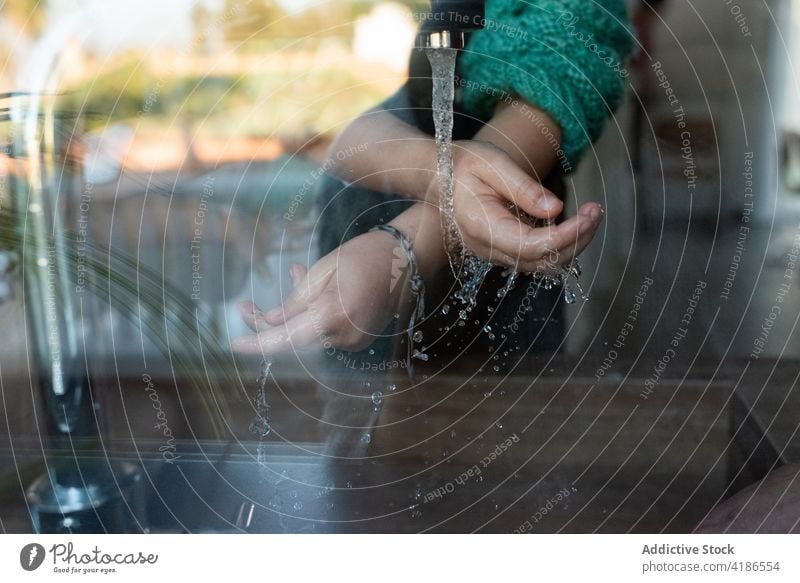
left=249, top=359, right=272, bottom=469
left=426, top=48, right=587, bottom=315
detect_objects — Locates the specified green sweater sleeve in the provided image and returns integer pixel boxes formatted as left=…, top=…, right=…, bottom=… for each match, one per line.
left=458, top=0, right=634, bottom=170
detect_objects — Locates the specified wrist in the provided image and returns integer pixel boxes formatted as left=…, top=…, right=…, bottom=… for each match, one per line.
left=388, top=203, right=448, bottom=280
left=474, top=101, right=562, bottom=178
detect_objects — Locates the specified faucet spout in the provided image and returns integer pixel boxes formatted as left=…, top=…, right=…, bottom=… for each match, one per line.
left=415, top=0, right=485, bottom=50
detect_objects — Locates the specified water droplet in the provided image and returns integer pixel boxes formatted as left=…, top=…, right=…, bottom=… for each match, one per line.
left=293, top=501, right=303, bottom=511
left=483, top=324, right=492, bottom=334
left=441, top=304, right=450, bottom=315
left=360, top=432, right=372, bottom=444
left=249, top=418, right=271, bottom=438
left=387, top=383, right=397, bottom=392
left=368, top=348, right=375, bottom=355
left=493, top=365, right=500, bottom=372
left=289, top=490, right=298, bottom=499
left=412, top=350, right=429, bottom=361
left=458, top=310, right=468, bottom=320
left=495, top=421, right=503, bottom=430
left=412, top=330, right=424, bottom=343
left=371, top=391, right=383, bottom=409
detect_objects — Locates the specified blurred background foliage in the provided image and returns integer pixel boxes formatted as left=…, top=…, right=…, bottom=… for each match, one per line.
left=38, top=0, right=423, bottom=138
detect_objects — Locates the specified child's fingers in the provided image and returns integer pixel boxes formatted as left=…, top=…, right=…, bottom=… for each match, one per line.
left=471, top=149, right=563, bottom=219
left=231, top=311, right=320, bottom=355
left=264, top=264, right=332, bottom=325
left=237, top=301, right=269, bottom=333
left=514, top=203, right=603, bottom=272
left=467, top=201, right=602, bottom=272
left=459, top=195, right=549, bottom=263
left=289, top=263, right=308, bottom=285
left=526, top=203, right=603, bottom=259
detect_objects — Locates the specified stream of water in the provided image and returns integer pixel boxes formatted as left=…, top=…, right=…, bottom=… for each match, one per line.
left=426, top=48, right=585, bottom=313
left=426, top=48, right=463, bottom=278
left=426, top=48, right=516, bottom=315
left=249, top=358, right=272, bottom=469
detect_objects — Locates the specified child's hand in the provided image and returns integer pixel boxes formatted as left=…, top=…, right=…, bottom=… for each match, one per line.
left=446, top=140, right=604, bottom=273
left=231, top=230, right=409, bottom=356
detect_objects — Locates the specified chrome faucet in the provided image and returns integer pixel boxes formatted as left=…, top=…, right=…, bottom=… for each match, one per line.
left=415, top=0, right=486, bottom=50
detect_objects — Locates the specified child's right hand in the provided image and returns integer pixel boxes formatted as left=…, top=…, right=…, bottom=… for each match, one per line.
left=446, top=140, right=604, bottom=273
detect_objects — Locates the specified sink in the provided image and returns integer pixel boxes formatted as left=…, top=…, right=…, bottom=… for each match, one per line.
left=0, top=375, right=744, bottom=533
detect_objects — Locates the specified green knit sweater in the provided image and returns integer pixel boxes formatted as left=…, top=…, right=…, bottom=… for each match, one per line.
left=458, top=0, right=634, bottom=170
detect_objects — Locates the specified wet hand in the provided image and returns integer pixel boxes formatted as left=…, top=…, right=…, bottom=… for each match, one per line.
left=445, top=140, right=604, bottom=273
left=232, top=231, right=410, bottom=356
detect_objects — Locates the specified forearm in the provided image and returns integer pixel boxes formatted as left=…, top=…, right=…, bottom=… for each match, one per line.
left=328, top=94, right=562, bottom=194
left=327, top=108, right=436, bottom=197
left=473, top=100, right=563, bottom=181
left=387, top=102, right=564, bottom=280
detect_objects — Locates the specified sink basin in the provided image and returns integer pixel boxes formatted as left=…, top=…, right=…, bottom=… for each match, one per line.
left=0, top=375, right=742, bottom=533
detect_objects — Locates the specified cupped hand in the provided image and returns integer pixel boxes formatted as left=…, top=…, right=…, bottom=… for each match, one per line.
left=445, top=140, right=604, bottom=273
left=231, top=230, right=410, bottom=356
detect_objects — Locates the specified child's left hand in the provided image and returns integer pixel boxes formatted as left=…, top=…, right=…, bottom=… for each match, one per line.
left=231, top=230, right=411, bottom=356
